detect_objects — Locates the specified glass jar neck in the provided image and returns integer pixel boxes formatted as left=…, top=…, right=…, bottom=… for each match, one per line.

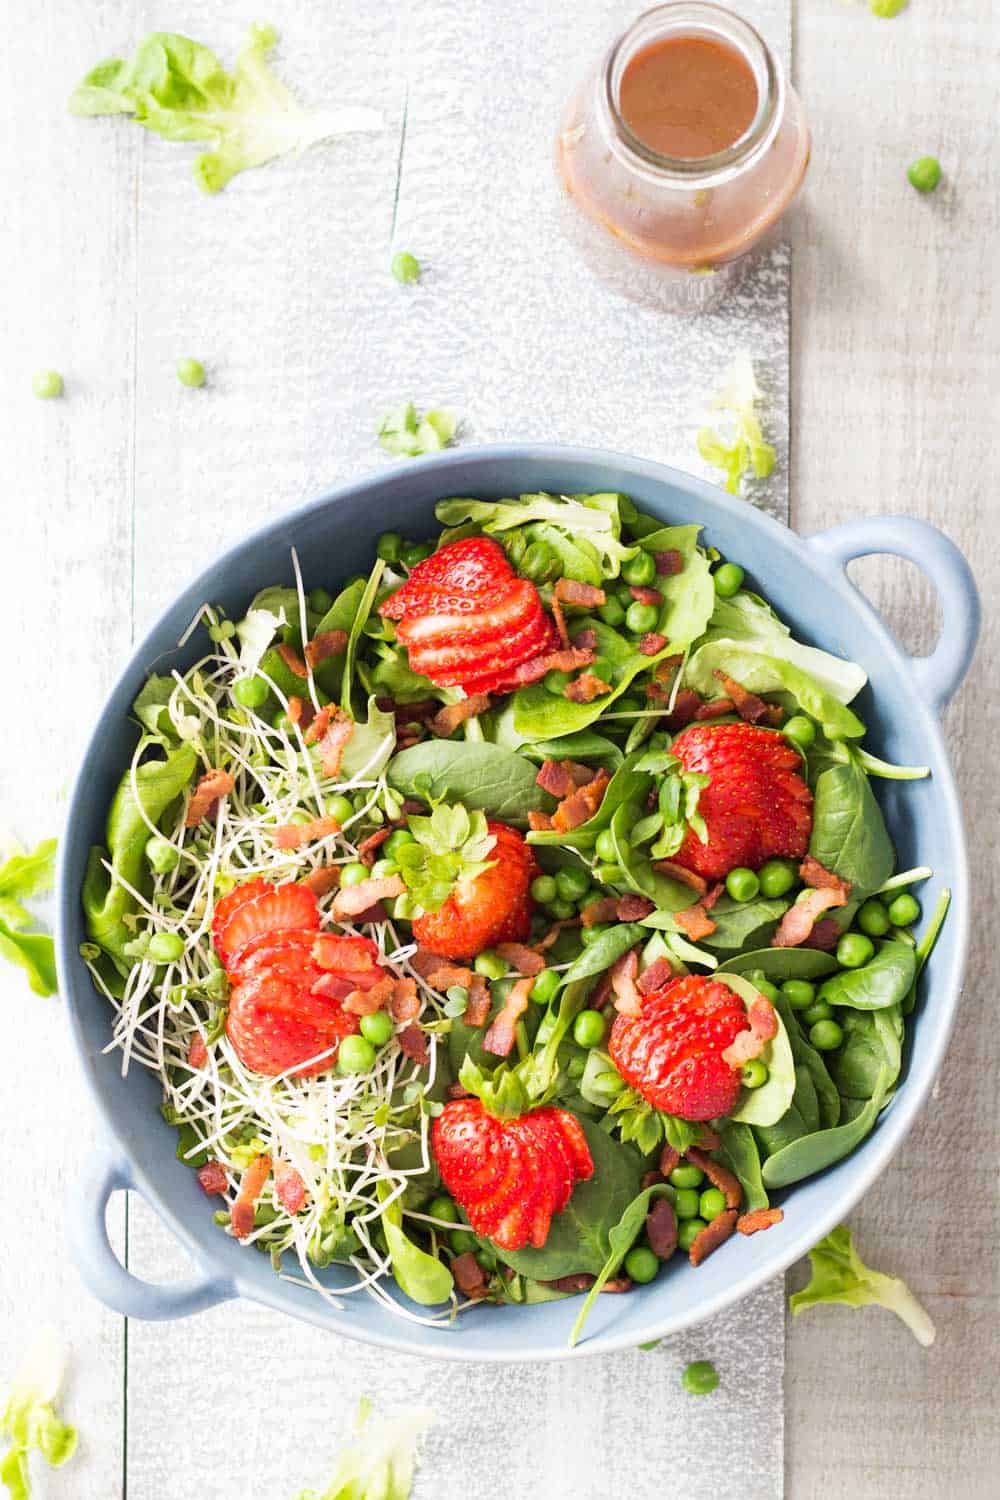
left=600, top=2, right=784, bottom=187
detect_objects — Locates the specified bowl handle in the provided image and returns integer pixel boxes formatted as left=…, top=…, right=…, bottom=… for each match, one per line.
left=67, top=1143, right=235, bottom=1320
left=805, top=517, right=980, bottom=714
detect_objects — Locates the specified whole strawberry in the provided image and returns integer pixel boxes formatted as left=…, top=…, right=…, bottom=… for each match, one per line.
left=670, top=721, right=812, bottom=882
left=432, top=1097, right=593, bottom=1250
left=406, top=812, right=536, bottom=961
left=609, top=973, right=752, bottom=1121
left=379, top=536, right=557, bottom=694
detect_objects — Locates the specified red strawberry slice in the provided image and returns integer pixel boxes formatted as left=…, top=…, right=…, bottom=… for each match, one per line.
left=400, top=578, right=540, bottom=650
left=213, top=881, right=320, bottom=970
left=411, top=606, right=557, bottom=684
left=226, top=968, right=359, bottom=1077
left=381, top=538, right=511, bottom=619
left=232, top=928, right=320, bottom=982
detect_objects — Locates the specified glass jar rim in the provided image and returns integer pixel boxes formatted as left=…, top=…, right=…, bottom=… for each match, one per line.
left=602, top=2, right=783, bottom=184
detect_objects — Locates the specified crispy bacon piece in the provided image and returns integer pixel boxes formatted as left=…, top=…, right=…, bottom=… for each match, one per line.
left=646, top=1197, right=678, bottom=1260
left=552, top=768, right=611, bottom=832
left=685, top=1148, right=743, bottom=1211
left=616, top=893, right=655, bottom=921
left=424, top=962, right=477, bottom=991
left=628, top=585, right=662, bottom=607
left=658, top=1144, right=681, bottom=1177
left=581, top=897, right=620, bottom=928
left=274, top=1162, right=309, bottom=1215
left=331, top=874, right=405, bottom=920
left=304, top=630, right=348, bottom=671
left=188, top=1033, right=208, bottom=1070
left=737, top=1207, right=784, bottom=1236
left=231, top=1153, right=272, bottom=1240
left=551, top=578, right=607, bottom=648
left=465, top=974, right=492, bottom=1027
left=452, top=1251, right=489, bottom=1299
left=639, top=957, right=675, bottom=996
left=698, top=698, right=735, bottom=720
left=654, top=549, right=683, bottom=576
left=674, top=904, right=717, bottom=941
left=610, top=949, right=642, bottom=1017
left=303, top=705, right=332, bottom=746
left=653, top=860, right=709, bottom=895
left=276, top=643, right=308, bottom=679
left=430, top=694, right=491, bottom=739
left=721, top=997, right=779, bottom=1068
left=388, top=977, right=421, bottom=1022
left=533, top=916, right=581, bottom=952
left=804, top=917, right=841, bottom=952
left=590, top=969, right=615, bottom=1011
left=639, top=632, right=668, bottom=656
left=273, top=814, right=341, bottom=851
left=343, top=976, right=396, bottom=1016
left=317, top=712, right=355, bottom=777
left=184, top=768, right=234, bottom=827
left=495, top=942, right=547, bottom=977
left=799, top=855, right=851, bottom=898
left=535, top=759, right=595, bottom=798
left=482, top=975, right=533, bottom=1057
left=408, top=947, right=452, bottom=980
left=286, top=695, right=306, bottom=727
left=570, top=628, right=598, bottom=652
left=702, top=882, right=725, bottom=913
left=302, top=866, right=341, bottom=897
left=398, top=1023, right=429, bottom=1065
left=688, top=1207, right=738, bottom=1267
left=773, top=887, right=848, bottom=948
left=527, top=810, right=555, bottom=832
left=660, top=689, right=702, bottom=729
left=197, top=1160, right=228, bottom=1197
left=565, top=673, right=612, bottom=704
left=356, top=826, right=394, bottom=865
left=544, top=1272, right=596, bottom=1293
left=545, top=647, right=596, bottom=673
left=502, top=646, right=595, bottom=691
left=712, top=670, right=784, bottom=727
left=696, top=1124, right=721, bottom=1151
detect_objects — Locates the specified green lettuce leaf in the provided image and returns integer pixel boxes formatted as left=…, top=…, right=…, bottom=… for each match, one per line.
left=293, top=1396, right=433, bottom=1500
left=0, top=839, right=59, bottom=997
left=378, top=404, right=457, bottom=458
left=69, top=24, right=382, bottom=194
left=0, top=924, right=57, bottom=998
left=435, top=492, right=637, bottom=577
left=685, top=641, right=866, bottom=740
left=1, top=1329, right=78, bottom=1499
left=696, top=354, right=776, bottom=495
left=701, top=590, right=867, bottom=705
left=790, top=1224, right=935, bottom=1346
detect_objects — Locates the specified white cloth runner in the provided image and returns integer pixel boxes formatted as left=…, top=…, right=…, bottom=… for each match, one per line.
left=123, top=2, right=788, bottom=1495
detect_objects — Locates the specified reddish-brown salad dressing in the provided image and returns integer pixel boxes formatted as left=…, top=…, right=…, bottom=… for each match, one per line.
left=619, top=36, right=759, bottom=159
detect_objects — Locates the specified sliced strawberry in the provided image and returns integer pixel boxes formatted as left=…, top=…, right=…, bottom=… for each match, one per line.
left=211, top=879, right=272, bottom=960
left=226, top=969, right=359, bottom=1077
left=381, top=538, right=511, bottom=620
left=214, top=882, right=320, bottom=970
left=312, top=933, right=382, bottom=974
left=510, top=1119, right=561, bottom=1249
left=609, top=973, right=750, bottom=1120
left=555, top=1109, right=595, bottom=1182
left=410, top=604, right=556, bottom=683
left=400, top=579, right=540, bottom=651
left=232, top=928, right=320, bottom=982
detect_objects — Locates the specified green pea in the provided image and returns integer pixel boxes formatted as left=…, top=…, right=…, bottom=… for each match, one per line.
left=308, top=587, right=334, bottom=615
left=597, top=597, right=626, bottom=628
left=758, top=858, right=798, bottom=898
left=572, top=1010, right=608, bottom=1049
left=556, top=866, right=590, bottom=903
left=339, top=862, right=371, bottom=887
left=836, top=932, right=875, bottom=968
left=391, top=250, right=422, bottom=283
left=360, top=1011, right=394, bottom=1047
left=370, top=858, right=399, bottom=881
left=803, top=1000, right=833, bottom=1026
left=622, top=550, right=656, bottom=587
left=383, top=828, right=415, bottom=858
left=858, top=899, right=891, bottom=937
left=427, top=1194, right=459, bottom=1224
left=233, top=675, right=269, bottom=710
left=616, top=585, right=635, bottom=609
left=338, top=1035, right=376, bottom=1074
left=781, top=979, right=815, bottom=1010
left=530, top=968, right=561, bottom=1007
left=522, top=540, right=558, bottom=581
left=624, top=1245, right=659, bottom=1284
left=531, top=875, right=558, bottom=905
left=615, top=696, right=644, bottom=715
left=725, top=867, right=760, bottom=902
left=272, top=712, right=294, bottom=734
left=145, top=836, right=180, bottom=874
left=809, top=1018, right=844, bottom=1051
left=750, top=975, right=780, bottom=1004
left=474, top=950, right=509, bottom=981
left=682, top=1359, right=719, bottom=1396
left=673, top=1189, right=701, bottom=1220
left=594, top=828, right=619, bottom=864
left=148, top=931, right=185, bottom=963
left=887, top=892, right=921, bottom=927
left=32, top=368, right=64, bottom=399
left=741, top=1058, right=769, bottom=1089
left=783, top=715, right=816, bottom=749
left=669, top=1164, right=704, bottom=1191
left=449, top=1228, right=478, bottom=1255
left=677, top=1217, right=707, bottom=1252
left=713, top=563, right=744, bottom=598
left=176, top=357, right=206, bottom=388
left=401, top=542, right=433, bottom=568
left=327, top=794, right=355, bottom=824
left=595, top=863, right=624, bottom=884
left=547, top=899, right=576, bottom=921
left=376, top=532, right=403, bottom=563
left=699, top=1187, right=727, bottom=1221
left=544, top=670, right=571, bottom=697
left=626, top=601, right=659, bottom=634
left=580, top=922, right=612, bottom=947
left=908, top=156, right=942, bottom=194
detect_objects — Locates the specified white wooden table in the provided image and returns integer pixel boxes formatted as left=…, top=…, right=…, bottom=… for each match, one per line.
left=2, top=2, right=997, bottom=1496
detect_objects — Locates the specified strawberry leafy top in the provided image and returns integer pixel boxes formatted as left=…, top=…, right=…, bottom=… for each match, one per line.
left=398, top=804, right=495, bottom=914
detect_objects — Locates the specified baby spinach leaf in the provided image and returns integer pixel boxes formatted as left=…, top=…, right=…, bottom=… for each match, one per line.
left=753, top=1102, right=811, bottom=1161
left=719, top=947, right=840, bottom=983
left=829, top=1006, right=903, bottom=1100
left=558, top=925, right=647, bottom=989
left=636, top=524, right=715, bottom=650
left=790, top=1224, right=935, bottom=1346
left=376, top=1182, right=453, bottom=1306
left=526, top=760, right=649, bottom=849
left=492, top=1115, right=644, bottom=1283
left=606, top=805, right=695, bottom=914
left=818, top=940, right=915, bottom=1012
left=513, top=622, right=673, bottom=741
left=387, top=742, right=552, bottom=824
left=520, top=731, right=624, bottom=770
left=774, top=994, right=841, bottom=1129
left=809, top=761, right=895, bottom=898
left=699, top=894, right=791, bottom=952
left=715, top=1122, right=769, bottom=1212
left=685, top=642, right=866, bottom=741
left=719, top=972, right=797, bottom=1128
left=569, top=1182, right=674, bottom=1346
left=761, top=1065, right=891, bottom=1188
left=793, top=1064, right=821, bottom=1133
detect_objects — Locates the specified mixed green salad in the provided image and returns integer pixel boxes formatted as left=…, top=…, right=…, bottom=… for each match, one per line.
left=80, top=489, right=948, bottom=1340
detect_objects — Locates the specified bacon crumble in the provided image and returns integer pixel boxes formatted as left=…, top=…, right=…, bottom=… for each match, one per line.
left=430, top=694, right=491, bottom=739
left=737, top=1207, right=785, bottom=1236
left=184, top=768, right=235, bottom=827
left=304, top=630, right=348, bottom=670
left=688, top=1207, right=738, bottom=1267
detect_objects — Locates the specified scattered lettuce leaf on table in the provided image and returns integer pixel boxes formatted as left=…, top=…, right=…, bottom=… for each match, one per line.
left=697, top=354, right=776, bottom=495
left=378, top=403, right=457, bottom=458
left=790, top=1224, right=935, bottom=1346
left=293, top=1397, right=433, bottom=1500
left=0, top=1328, right=78, bottom=1500
left=0, top=839, right=58, bottom=997
left=69, top=23, right=382, bottom=194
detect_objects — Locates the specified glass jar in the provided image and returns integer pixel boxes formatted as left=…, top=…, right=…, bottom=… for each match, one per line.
left=556, top=2, right=810, bottom=312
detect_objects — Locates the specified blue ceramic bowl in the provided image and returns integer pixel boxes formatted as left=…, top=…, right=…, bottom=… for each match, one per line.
left=58, top=446, right=979, bottom=1361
